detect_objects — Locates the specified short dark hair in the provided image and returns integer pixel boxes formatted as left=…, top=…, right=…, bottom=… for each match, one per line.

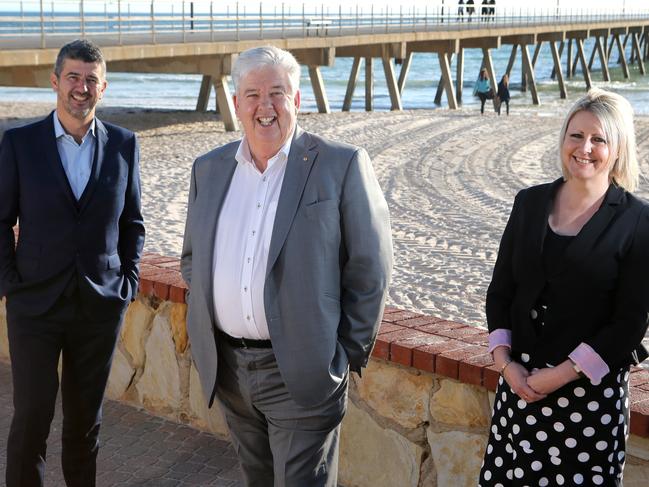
left=54, top=39, right=106, bottom=78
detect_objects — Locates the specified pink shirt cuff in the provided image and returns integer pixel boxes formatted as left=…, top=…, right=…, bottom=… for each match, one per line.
left=488, top=329, right=512, bottom=354
left=569, top=343, right=610, bottom=384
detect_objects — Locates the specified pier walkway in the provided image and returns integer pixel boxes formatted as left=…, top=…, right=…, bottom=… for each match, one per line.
left=1, top=3, right=649, bottom=130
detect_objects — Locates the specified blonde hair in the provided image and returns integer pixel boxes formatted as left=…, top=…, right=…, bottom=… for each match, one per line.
left=559, top=88, right=639, bottom=192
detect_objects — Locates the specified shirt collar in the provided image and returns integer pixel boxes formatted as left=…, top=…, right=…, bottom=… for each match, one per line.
left=53, top=110, right=96, bottom=142
left=235, top=129, right=294, bottom=173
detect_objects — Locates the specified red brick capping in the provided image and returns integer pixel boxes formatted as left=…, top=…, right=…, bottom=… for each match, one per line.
left=7, top=239, right=649, bottom=440
left=135, top=253, right=649, bottom=438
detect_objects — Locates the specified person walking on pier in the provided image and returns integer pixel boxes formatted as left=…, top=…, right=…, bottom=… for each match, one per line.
left=457, top=0, right=465, bottom=21
left=181, top=45, right=392, bottom=487
left=479, top=88, right=649, bottom=486
left=496, top=73, right=510, bottom=115
left=481, top=0, right=489, bottom=21
left=0, top=39, right=145, bottom=486
left=474, top=68, right=494, bottom=114
left=466, top=0, right=475, bottom=21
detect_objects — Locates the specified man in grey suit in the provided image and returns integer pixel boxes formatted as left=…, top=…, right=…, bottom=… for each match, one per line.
left=181, top=46, right=392, bottom=486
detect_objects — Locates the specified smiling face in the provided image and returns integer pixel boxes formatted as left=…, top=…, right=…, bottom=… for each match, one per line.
left=561, top=110, right=614, bottom=187
left=51, top=58, right=107, bottom=124
left=233, top=65, right=300, bottom=166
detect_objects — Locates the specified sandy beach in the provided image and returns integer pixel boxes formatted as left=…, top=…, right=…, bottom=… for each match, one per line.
left=2, top=102, right=649, bottom=342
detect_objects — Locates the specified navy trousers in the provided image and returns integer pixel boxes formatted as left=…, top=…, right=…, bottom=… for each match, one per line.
left=5, top=287, right=123, bottom=487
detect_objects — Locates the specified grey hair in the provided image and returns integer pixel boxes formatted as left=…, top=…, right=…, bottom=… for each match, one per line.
left=54, top=39, right=106, bottom=78
left=231, top=46, right=301, bottom=94
left=559, top=88, right=639, bottom=192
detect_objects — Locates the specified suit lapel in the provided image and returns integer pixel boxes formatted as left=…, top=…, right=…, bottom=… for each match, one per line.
left=42, top=113, right=79, bottom=211
left=77, top=118, right=107, bottom=212
left=266, top=127, right=317, bottom=277
left=199, top=148, right=238, bottom=321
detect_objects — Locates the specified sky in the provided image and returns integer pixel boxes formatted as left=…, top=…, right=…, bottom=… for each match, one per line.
left=3, top=1, right=648, bottom=14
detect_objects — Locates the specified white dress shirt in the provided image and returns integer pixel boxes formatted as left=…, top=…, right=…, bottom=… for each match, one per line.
left=212, top=134, right=293, bottom=339
left=53, top=111, right=96, bottom=201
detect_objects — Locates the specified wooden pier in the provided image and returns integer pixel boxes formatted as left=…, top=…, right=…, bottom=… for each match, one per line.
left=1, top=7, right=648, bottom=131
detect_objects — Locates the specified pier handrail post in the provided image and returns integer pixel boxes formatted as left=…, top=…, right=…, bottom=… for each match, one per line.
left=39, top=0, right=44, bottom=48
left=150, top=1, right=155, bottom=44
left=399, top=5, right=402, bottom=33
left=237, top=2, right=240, bottom=41
left=339, top=4, right=342, bottom=36
left=371, top=4, right=374, bottom=34
left=302, top=3, right=305, bottom=38
left=355, top=5, right=358, bottom=36
left=385, top=4, right=388, bottom=34
left=281, top=2, right=285, bottom=39
left=259, top=1, right=262, bottom=40
left=117, top=0, right=122, bottom=45
left=182, top=1, right=186, bottom=42
left=425, top=5, right=427, bottom=30
left=210, top=1, right=214, bottom=42
left=321, top=2, right=324, bottom=36
left=105, top=2, right=108, bottom=32
left=80, top=0, right=85, bottom=38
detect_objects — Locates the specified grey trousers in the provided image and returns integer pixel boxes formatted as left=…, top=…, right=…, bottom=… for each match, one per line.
left=215, top=341, right=348, bottom=487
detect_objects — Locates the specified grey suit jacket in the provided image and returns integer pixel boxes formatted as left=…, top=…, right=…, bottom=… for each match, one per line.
left=181, top=126, right=392, bottom=408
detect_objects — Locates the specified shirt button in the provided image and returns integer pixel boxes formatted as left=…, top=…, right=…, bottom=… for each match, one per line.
left=247, top=257, right=251, bottom=263
left=246, top=315, right=251, bottom=320
left=530, top=309, right=538, bottom=319
left=244, top=287, right=248, bottom=292
left=257, top=203, right=261, bottom=209
left=263, top=176, right=267, bottom=182
left=252, top=230, right=256, bottom=236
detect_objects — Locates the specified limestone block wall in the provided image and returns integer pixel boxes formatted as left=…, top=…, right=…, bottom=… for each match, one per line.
left=2, top=251, right=649, bottom=486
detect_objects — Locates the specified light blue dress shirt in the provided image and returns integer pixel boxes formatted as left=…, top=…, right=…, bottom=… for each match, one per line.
left=53, top=111, right=96, bottom=200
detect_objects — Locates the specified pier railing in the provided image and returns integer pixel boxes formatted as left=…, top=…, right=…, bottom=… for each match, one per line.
left=1, top=1, right=649, bottom=49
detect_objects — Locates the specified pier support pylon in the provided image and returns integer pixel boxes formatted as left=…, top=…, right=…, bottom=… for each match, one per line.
left=550, top=41, right=567, bottom=99
left=520, top=44, right=540, bottom=105
left=437, top=52, right=458, bottom=109
left=308, top=66, right=331, bottom=113
left=456, top=48, right=464, bottom=103
left=381, top=56, right=403, bottom=110
left=365, top=57, right=373, bottom=112
left=575, top=38, right=593, bottom=90
left=196, top=75, right=212, bottom=112
left=342, top=57, right=362, bottom=112
left=397, top=52, right=413, bottom=94
left=214, top=76, right=238, bottom=132
left=631, top=32, right=646, bottom=75
left=612, top=33, right=630, bottom=78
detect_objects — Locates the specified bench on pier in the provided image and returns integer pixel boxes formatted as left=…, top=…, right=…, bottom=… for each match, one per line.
left=305, top=18, right=332, bottom=36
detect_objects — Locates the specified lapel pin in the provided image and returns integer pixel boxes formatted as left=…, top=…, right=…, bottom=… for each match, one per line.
left=303, top=155, right=308, bottom=161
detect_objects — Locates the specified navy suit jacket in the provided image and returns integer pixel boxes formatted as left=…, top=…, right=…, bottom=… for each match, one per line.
left=0, top=112, right=145, bottom=318
left=487, top=178, right=649, bottom=370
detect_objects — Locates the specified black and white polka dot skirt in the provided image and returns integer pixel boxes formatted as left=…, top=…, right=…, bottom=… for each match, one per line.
left=478, top=366, right=630, bottom=486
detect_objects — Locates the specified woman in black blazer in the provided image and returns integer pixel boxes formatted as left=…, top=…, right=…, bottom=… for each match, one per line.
left=479, top=88, right=649, bottom=486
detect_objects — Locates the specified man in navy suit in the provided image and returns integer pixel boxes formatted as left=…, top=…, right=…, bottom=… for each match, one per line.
left=0, top=39, right=145, bottom=486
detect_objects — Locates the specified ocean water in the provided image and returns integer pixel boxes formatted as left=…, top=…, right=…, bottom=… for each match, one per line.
left=1, top=35, right=648, bottom=117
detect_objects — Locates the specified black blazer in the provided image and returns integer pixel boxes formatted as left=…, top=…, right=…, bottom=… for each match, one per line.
left=0, top=112, right=145, bottom=318
left=487, top=178, right=649, bottom=370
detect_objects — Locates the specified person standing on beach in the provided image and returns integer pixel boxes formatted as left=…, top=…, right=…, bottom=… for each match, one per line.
left=479, top=88, right=649, bottom=486
left=0, top=39, right=144, bottom=486
left=496, top=73, right=510, bottom=115
left=474, top=68, right=493, bottom=114
left=180, top=45, right=392, bottom=487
